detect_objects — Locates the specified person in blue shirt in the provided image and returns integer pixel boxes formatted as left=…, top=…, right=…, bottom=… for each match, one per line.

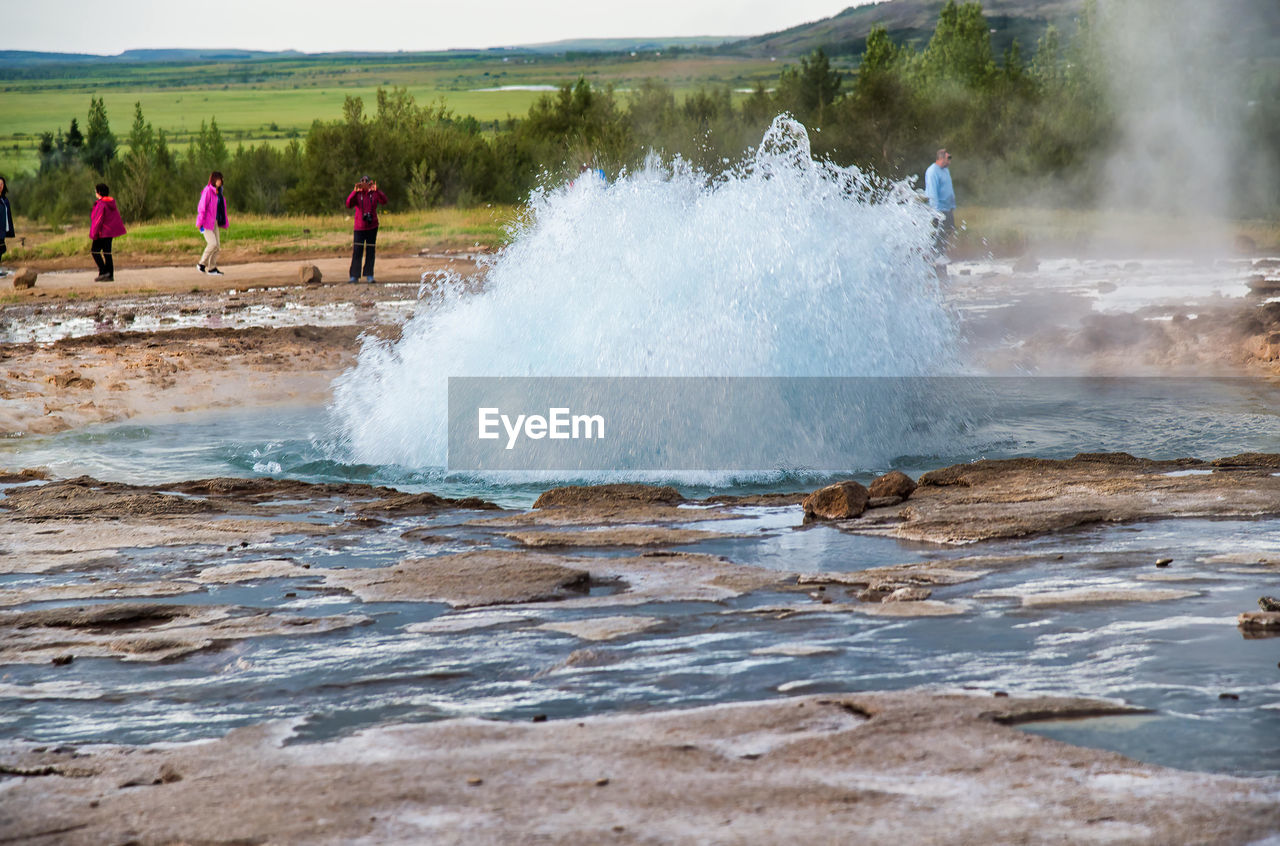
left=924, top=148, right=956, bottom=261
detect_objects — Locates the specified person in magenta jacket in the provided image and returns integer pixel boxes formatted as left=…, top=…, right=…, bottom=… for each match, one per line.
left=346, top=175, right=387, bottom=283
left=196, top=171, right=228, bottom=276
left=89, top=182, right=127, bottom=282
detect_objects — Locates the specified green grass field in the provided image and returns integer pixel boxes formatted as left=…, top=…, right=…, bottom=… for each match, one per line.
left=0, top=52, right=782, bottom=176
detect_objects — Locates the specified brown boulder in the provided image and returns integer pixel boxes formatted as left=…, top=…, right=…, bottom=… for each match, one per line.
left=298, top=264, right=323, bottom=285
left=802, top=480, right=869, bottom=521
left=868, top=470, right=916, bottom=500
left=11, top=267, right=36, bottom=289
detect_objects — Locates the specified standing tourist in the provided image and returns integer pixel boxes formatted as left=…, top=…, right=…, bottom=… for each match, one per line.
left=196, top=171, right=228, bottom=276
left=924, top=148, right=956, bottom=261
left=0, top=176, right=14, bottom=276
left=347, top=175, right=387, bottom=283
left=89, top=183, right=127, bottom=282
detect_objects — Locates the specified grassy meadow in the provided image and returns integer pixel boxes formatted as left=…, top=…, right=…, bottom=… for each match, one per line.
left=0, top=52, right=782, bottom=175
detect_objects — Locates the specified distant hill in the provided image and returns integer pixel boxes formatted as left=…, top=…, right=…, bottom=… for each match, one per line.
left=3, top=0, right=1276, bottom=69
left=721, top=0, right=1086, bottom=58
left=0, top=48, right=307, bottom=67
left=720, top=0, right=1280, bottom=61
left=517, top=36, right=735, bottom=54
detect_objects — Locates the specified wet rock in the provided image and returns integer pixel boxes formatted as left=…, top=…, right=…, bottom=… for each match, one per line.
left=750, top=643, right=839, bottom=657
left=406, top=611, right=535, bottom=634
left=11, top=267, right=36, bottom=289
left=298, top=264, right=323, bottom=286
left=1239, top=611, right=1280, bottom=635
left=0, top=580, right=195, bottom=606
left=324, top=550, right=592, bottom=608
left=0, top=602, right=370, bottom=664
left=472, top=503, right=733, bottom=528
left=980, top=587, right=1198, bottom=608
left=1012, top=255, right=1039, bottom=272
left=798, top=561, right=988, bottom=591
left=802, top=481, right=869, bottom=522
left=1155, top=558, right=1172, bottom=568
left=50, top=654, right=74, bottom=666
left=504, top=527, right=729, bottom=549
left=700, top=492, right=808, bottom=506
left=0, top=477, right=220, bottom=520
left=193, top=559, right=309, bottom=584
left=1211, top=453, right=1280, bottom=469
left=399, top=529, right=482, bottom=546
left=884, top=587, right=932, bottom=602
left=533, top=484, right=684, bottom=509
left=0, top=468, right=50, bottom=484
left=867, top=495, right=905, bottom=509
left=355, top=491, right=500, bottom=515
left=535, top=615, right=661, bottom=641
left=868, top=470, right=916, bottom=500
left=871, top=454, right=1280, bottom=543
left=11, top=691, right=1276, bottom=845
left=1259, top=596, right=1280, bottom=612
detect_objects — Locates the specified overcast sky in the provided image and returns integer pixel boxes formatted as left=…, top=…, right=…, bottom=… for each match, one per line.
left=8, top=1, right=870, bottom=54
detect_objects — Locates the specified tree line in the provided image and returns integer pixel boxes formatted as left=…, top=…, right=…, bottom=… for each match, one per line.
left=11, top=1, right=1279, bottom=225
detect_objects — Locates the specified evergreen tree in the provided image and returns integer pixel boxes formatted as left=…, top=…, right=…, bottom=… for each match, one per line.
left=119, top=102, right=157, bottom=219
left=65, top=118, right=84, bottom=149
left=83, top=96, right=117, bottom=174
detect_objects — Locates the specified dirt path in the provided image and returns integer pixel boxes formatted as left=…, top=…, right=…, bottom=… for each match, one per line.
left=6, top=253, right=478, bottom=300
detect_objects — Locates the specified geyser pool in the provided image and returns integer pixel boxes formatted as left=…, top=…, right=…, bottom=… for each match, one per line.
left=329, top=117, right=956, bottom=472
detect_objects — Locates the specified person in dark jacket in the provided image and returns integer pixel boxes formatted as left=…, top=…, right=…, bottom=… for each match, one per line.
left=0, top=175, right=14, bottom=275
left=346, top=175, right=387, bottom=283
left=90, top=183, right=127, bottom=281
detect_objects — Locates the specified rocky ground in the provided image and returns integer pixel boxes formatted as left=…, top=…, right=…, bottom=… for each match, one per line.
left=2, top=255, right=1279, bottom=843
left=5, top=691, right=1279, bottom=846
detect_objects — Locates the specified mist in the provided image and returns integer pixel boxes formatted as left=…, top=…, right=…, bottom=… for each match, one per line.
left=1095, top=0, right=1267, bottom=230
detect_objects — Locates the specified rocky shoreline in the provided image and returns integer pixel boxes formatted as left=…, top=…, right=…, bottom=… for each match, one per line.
left=3, top=257, right=1280, bottom=843
left=5, top=691, right=1280, bottom=845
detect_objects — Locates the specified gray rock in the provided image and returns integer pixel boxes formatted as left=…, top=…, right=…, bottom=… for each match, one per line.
left=884, top=587, right=932, bottom=602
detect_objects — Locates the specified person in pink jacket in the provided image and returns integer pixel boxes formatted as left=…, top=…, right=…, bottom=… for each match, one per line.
left=90, top=182, right=127, bottom=282
left=196, top=171, right=228, bottom=276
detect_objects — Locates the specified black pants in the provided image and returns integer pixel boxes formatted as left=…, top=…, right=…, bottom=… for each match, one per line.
left=350, top=228, right=377, bottom=279
left=934, top=210, right=955, bottom=257
left=92, top=237, right=114, bottom=277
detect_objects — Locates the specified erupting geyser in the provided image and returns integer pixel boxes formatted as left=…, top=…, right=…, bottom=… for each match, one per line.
left=329, top=117, right=957, bottom=471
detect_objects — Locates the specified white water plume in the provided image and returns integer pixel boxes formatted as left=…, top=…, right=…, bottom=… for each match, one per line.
left=329, top=117, right=957, bottom=472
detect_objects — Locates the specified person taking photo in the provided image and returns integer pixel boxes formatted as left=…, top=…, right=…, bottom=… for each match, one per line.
left=347, top=175, right=387, bottom=283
